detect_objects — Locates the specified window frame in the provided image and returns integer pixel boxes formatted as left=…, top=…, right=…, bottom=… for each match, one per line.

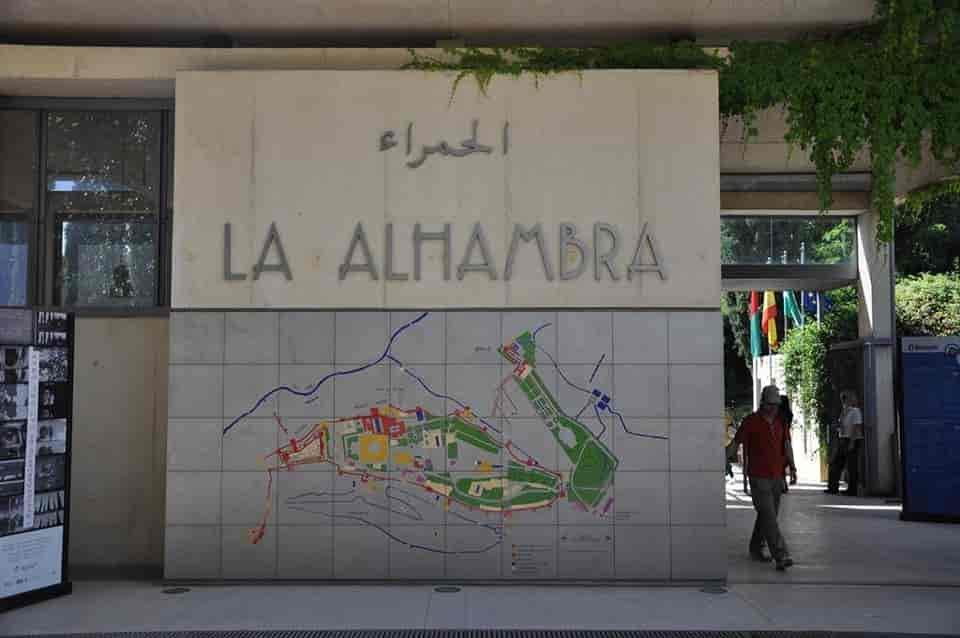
left=0, top=98, right=174, bottom=316
left=720, top=213, right=860, bottom=291
left=0, top=109, right=40, bottom=308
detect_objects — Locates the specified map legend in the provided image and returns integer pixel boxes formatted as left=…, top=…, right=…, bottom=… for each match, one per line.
left=510, top=543, right=553, bottom=577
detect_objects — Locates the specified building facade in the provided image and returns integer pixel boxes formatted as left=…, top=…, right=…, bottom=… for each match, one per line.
left=0, top=0, right=937, bottom=580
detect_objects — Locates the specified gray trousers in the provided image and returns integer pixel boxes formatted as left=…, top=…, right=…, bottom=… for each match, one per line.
left=748, top=476, right=789, bottom=560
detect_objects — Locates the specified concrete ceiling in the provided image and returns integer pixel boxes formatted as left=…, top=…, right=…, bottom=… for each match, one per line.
left=1, top=1, right=876, bottom=47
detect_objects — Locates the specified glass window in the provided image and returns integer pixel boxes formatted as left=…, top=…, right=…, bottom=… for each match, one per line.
left=56, top=220, right=157, bottom=307
left=45, top=111, right=160, bottom=216
left=0, top=110, right=38, bottom=306
left=721, top=216, right=856, bottom=265
left=45, top=111, right=162, bottom=307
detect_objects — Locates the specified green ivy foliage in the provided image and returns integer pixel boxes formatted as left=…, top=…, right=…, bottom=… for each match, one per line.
left=407, top=0, right=960, bottom=243
left=406, top=43, right=722, bottom=98
left=901, top=177, right=960, bottom=217
left=823, top=286, right=861, bottom=343
left=781, top=322, right=832, bottom=448
left=778, top=286, right=857, bottom=454
left=728, top=0, right=960, bottom=244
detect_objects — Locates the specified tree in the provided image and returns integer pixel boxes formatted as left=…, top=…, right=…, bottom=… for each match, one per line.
left=896, top=271, right=960, bottom=336
left=722, top=292, right=754, bottom=408
left=896, top=194, right=960, bottom=276
left=722, top=292, right=753, bottom=371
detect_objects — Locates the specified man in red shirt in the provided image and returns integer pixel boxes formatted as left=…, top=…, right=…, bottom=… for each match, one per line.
left=734, top=384, right=798, bottom=570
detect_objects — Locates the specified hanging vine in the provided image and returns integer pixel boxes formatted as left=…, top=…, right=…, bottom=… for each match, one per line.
left=407, top=0, right=960, bottom=243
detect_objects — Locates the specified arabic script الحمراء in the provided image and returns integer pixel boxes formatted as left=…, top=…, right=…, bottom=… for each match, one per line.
left=378, top=120, right=509, bottom=168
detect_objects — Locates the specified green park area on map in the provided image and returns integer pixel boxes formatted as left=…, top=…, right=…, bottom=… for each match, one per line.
left=367, top=328, right=615, bottom=513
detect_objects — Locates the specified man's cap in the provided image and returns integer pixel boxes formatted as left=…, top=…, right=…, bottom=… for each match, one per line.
left=761, top=385, right=781, bottom=405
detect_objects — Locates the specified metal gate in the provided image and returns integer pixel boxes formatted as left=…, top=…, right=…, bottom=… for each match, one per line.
left=826, top=338, right=890, bottom=496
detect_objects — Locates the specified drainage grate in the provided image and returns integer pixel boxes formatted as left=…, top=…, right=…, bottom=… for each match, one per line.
left=5, top=631, right=952, bottom=638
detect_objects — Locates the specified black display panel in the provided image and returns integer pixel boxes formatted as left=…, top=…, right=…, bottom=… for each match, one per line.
left=0, top=311, right=74, bottom=611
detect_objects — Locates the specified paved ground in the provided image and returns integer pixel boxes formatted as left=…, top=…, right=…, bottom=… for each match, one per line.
left=2, top=580, right=959, bottom=635
left=3, top=470, right=958, bottom=636
left=725, top=469, right=960, bottom=585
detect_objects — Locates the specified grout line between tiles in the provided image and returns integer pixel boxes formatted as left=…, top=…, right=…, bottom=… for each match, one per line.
left=219, top=311, right=226, bottom=578
left=610, top=310, right=617, bottom=576
left=275, top=311, right=280, bottom=578
left=331, top=312, right=337, bottom=577
left=666, top=311, right=673, bottom=580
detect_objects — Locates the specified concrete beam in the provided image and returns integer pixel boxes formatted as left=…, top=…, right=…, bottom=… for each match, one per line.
left=0, top=1, right=875, bottom=47
left=721, top=191, right=870, bottom=211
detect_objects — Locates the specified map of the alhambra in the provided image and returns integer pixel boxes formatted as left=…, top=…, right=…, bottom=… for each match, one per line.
left=216, top=310, right=672, bottom=579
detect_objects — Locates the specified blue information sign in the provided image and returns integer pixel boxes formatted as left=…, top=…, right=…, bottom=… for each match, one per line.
left=900, top=337, right=960, bottom=522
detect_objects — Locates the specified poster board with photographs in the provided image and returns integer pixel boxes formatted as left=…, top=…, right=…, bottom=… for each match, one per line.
left=0, top=311, right=73, bottom=611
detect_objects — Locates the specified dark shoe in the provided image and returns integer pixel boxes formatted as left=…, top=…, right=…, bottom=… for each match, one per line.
left=823, top=489, right=839, bottom=494
left=775, top=557, right=794, bottom=571
left=750, top=550, right=772, bottom=563
left=843, top=491, right=857, bottom=496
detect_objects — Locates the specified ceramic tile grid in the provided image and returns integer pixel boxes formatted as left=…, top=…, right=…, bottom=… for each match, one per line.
left=166, top=310, right=724, bottom=580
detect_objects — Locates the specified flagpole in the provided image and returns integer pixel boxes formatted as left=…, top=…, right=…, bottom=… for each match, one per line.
left=781, top=250, right=788, bottom=333
left=800, top=242, right=806, bottom=327
left=767, top=291, right=772, bottom=357
left=765, top=257, right=773, bottom=356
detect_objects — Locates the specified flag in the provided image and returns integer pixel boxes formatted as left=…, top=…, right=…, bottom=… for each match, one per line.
left=802, top=291, right=817, bottom=315
left=762, top=290, right=779, bottom=350
left=803, top=291, right=833, bottom=315
left=749, top=291, right=762, bottom=359
left=783, top=290, right=803, bottom=327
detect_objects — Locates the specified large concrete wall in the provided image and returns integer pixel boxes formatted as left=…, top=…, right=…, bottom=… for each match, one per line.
left=172, top=70, right=719, bottom=310
left=69, top=317, right=168, bottom=576
left=163, top=69, right=724, bottom=581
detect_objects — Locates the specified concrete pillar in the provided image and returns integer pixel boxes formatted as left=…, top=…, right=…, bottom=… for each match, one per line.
left=856, top=209, right=897, bottom=495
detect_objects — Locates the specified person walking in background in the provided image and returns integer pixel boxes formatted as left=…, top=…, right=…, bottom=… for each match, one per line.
left=733, top=385, right=798, bottom=571
left=779, top=395, right=794, bottom=492
left=826, top=390, right=864, bottom=495
left=724, top=407, right=736, bottom=479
